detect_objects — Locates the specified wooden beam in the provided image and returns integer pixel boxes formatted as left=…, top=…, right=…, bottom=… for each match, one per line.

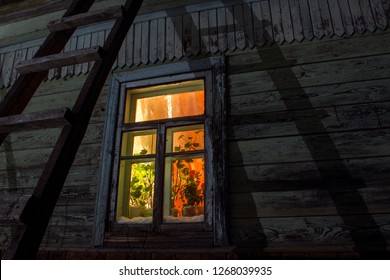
left=48, top=6, right=124, bottom=32
left=16, top=46, right=104, bottom=74
left=0, top=108, right=73, bottom=133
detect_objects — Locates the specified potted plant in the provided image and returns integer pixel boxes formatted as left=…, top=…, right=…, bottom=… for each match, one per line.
left=128, top=149, right=154, bottom=218
left=181, top=169, right=204, bottom=217
left=170, top=130, right=205, bottom=217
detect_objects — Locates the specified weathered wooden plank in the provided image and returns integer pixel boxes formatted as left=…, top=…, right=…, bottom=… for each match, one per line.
left=230, top=186, right=390, bottom=218
left=60, top=41, right=71, bottom=79
left=41, top=225, right=93, bottom=248
left=0, top=165, right=100, bottom=191
left=1, top=52, right=16, bottom=88
left=46, top=68, right=56, bottom=81
left=319, top=0, right=334, bottom=37
left=0, top=0, right=70, bottom=25
left=174, top=14, right=183, bottom=60
left=166, top=17, right=175, bottom=60
left=233, top=5, right=246, bottom=50
left=338, top=0, right=355, bottom=35
left=0, top=142, right=102, bottom=171
left=209, top=9, right=219, bottom=54
left=230, top=214, right=390, bottom=246
left=228, top=101, right=390, bottom=140
left=133, top=22, right=142, bottom=65
left=229, top=156, right=390, bottom=192
left=243, top=4, right=255, bottom=48
left=81, top=33, right=92, bottom=74
left=359, top=0, right=377, bottom=32
left=289, top=0, right=304, bottom=42
left=117, top=38, right=127, bottom=69
left=0, top=108, right=73, bottom=134
left=299, top=0, right=314, bottom=40
left=47, top=6, right=123, bottom=32
left=141, top=21, right=150, bottom=65
left=125, top=25, right=134, bottom=66
left=229, top=54, right=390, bottom=95
left=22, top=86, right=109, bottom=124
left=261, top=1, right=274, bottom=43
left=226, top=6, right=236, bottom=51
left=349, top=0, right=366, bottom=33
left=49, top=202, right=95, bottom=226
left=16, top=46, right=104, bottom=75
left=65, top=36, right=78, bottom=77
left=327, top=0, right=345, bottom=36
left=280, top=0, right=294, bottom=43
left=251, top=2, right=264, bottom=46
left=190, top=12, right=200, bottom=56
left=308, top=0, right=324, bottom=39
left=370, top=0, right=388, bottom=29
left=270, top=0, right=284, bottom=43
left=228, top=128, right=390, bottom=166
left=200, top=10, right=210, bottom=54
left=183, top=13, right=192, bottom=56
left=11, top=49, right=27, bottom=84
left=149, top=19, right=158, bottom=63
left=74, top=35, right=85, bottom=76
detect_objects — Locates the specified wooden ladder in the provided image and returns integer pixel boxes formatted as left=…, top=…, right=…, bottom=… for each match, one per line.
left=0, top=0, right=143, bottom=259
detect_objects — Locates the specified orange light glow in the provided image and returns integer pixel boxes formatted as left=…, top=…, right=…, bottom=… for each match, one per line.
left=125, top=79, right=205, bottom=123
left=170, top=158, right=205, bottom=216
left=134, top=90, right=204, bottom=122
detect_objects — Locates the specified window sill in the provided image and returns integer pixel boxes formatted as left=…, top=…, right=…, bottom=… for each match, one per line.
left=103, top=230, right=214, bottom=249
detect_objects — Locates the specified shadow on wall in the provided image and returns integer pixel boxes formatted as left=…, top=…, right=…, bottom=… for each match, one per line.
left=227, top=5, right=389, bottom=258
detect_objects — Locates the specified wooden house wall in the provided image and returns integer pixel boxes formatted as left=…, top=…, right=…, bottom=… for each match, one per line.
left=1, top=0, right=390, bottom=258
left=227, top=30, right=390, bottom=256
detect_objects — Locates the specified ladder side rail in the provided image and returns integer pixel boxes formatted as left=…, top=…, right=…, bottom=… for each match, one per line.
left=0, top=0, right=96, bottom=146
left=4, top=0, right=143, bottom=260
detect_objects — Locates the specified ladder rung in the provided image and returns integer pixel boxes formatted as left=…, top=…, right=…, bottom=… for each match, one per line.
left=0, top=193, right=30, bottom=225
left=48, top=6, right=124, bottom=32
left=16, top=46, right=104, bottom=75
left=0, top=108, right=74, bottom=133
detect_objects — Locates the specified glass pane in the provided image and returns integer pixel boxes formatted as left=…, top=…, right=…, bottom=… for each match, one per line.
left=121, top=130, right=157, bottom=156
left=116, top=160, right=155, bottom=224
left=166, top=125, right=204, bottom=153
left=125, top=80, right=204, bottom=123
left=163, top=156, right=205, bottom=223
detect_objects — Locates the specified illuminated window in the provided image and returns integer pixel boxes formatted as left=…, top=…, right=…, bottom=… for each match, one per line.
left=94, top=58, right=227, bottom=247
left=116, top=80, right=207, bottom=224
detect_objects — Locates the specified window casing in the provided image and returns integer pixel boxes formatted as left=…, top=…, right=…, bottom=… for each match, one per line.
left=115, top=79, right=209, bottom=229
left=94, top=57, right=227, bottom=247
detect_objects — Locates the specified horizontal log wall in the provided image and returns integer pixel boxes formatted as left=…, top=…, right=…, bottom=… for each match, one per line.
left=227, top=28, right=390, bottom=255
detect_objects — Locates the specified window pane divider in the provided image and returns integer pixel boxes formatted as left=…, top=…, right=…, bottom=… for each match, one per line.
left=119, top=154, right=156, bottom=161
left=165, top=150, right=204, bottom=158
left=121, top=115, right=205, bottom=131
left=153, top=123, right=166, bottom=232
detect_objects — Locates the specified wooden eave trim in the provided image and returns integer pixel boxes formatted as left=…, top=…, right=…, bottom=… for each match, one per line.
left=1, top=0, right=389, bottom=89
